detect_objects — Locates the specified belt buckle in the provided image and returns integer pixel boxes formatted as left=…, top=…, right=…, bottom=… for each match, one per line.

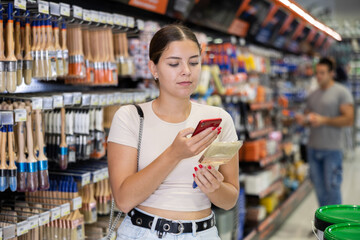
left=172, top=220, right=184, bottom=236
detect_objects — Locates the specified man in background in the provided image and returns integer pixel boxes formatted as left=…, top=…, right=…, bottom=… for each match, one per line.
left=296, top=57, right=354, bottom=206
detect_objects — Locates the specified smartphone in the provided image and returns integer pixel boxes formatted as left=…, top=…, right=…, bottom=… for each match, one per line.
left=192, top=118, right=222, bottom=137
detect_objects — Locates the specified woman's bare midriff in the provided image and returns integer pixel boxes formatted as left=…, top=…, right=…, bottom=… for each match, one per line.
left=137, top=205, right=212, bottom=220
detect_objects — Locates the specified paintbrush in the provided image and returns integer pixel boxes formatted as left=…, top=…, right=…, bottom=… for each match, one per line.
left=59, top=107, right=68, bottom=170
left=15, top=105, right=27, bottom=192
left=35, top=109, right=49, bottom=190
left=39, top=15, right=47, bottom=78
left=0, top=5, right=5, bottom=93
left=5, top=3, right=17, bottom=93
left=108, top=29, right=117, bottom=85
left=45, top=15, right=56, bottom=80
left=60, top=19, right=68, bottom=76
left=7, top=105, right=17, bottom=191
left=30, top=15, right=38, bottom=78
left=53, top=18, right=63, bottom=77
left=25, top=105, right=39, bottom=192
left=82, top=28, right=94, bottom=84
left=0, top=125, right=8, bottom=191
left=14, top=8, right=23, bottom=86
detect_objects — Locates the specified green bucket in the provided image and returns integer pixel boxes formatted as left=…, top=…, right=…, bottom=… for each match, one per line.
left=324, top=223, right=360, bottom=240
left=314, top=205, right=360, bottom=239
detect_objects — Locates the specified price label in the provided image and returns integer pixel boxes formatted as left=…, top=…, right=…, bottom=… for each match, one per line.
left=82, top=94, right=91, bottom=106
left=38, top=1, right=49, bottom=14
left=127, top=16, right=135, bottom=28
left=106, top=13, right=113, bottom=25
left=28, top=215, right=39, bottom=230
left=17, top=221, right=29, bottom=236
left=63, top=93, right=73, bottom=106
left=82, top=173, right=91, bottom=186
left=114, top=93, right=121, bottom=104
left=99, top=95, right=107, bottom=106
left=39, top=211, right=50, bottom=226
left=137, top=19, right=145, bottom=31
left=73, top=92, right=82, bottom=105
left=91, top=94, right=99, bottom=106
left=42, top=97, right=53, bottom=110
left=99, top=12, right=107, bottom=24
left=32, top=97, right=43, bottom=110
left=0, top=227, right=2, bottom=240
left=15, top=0, right=27, bottom=10
left=102, top=168, right=109, bottom=179
left=14, top=109, right=27, bottom=122
left=93, top=170, right=103, bottom=183
left=60, top=3, right=70, bottom=17
left=50, top=2, right=60, bottom=16
left=118, top=14, right=127, bottom=27
left=83, top=10, right=91, bottom=22
left=73, top=5, right=83, bottom=19
left=51, top=207, right=61, bottom=221
left=91, top=10, right=99, bottom=23
left=107, top=94, right=114, bottom=105
left=61, top=203, right=71, bottom=217
left=72, top=197, right=82, bottom=210
left=53, top=95, right=64, bottom=108
left=119, top=93, right=126, bottom=105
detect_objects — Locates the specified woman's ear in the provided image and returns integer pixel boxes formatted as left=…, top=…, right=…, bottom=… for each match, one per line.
left=148, top=60, right=158, bottom=79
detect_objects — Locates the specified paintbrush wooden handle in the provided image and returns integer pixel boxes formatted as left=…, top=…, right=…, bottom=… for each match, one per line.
left=24, top=20, right=32, bottom=60
left=0, top=126, right=6, bottom=168
left=0, top=19, right=5, bottom=60
left=17, top=120, right=26, bottom=163
left=54, top=25, right=61, bottom=51
left=25, top=106, right=36, bottom=161
left=60, top=107, right=66, bottom=147
left=15, top=20, right=21, bottom=59
left=35, top=109, right=46, bottom=160
left=6, top=20, right=16, bottom=60
left=7, top=125, right=16, bottom=169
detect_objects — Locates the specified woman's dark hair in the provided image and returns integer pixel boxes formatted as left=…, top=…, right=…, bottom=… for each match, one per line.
left=318, top=57, right=335, bottom=72
left=149, top=24, right=201, bottom=65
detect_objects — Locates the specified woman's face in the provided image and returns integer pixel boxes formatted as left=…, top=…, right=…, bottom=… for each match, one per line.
left=151, top=39, right=201, bottom=99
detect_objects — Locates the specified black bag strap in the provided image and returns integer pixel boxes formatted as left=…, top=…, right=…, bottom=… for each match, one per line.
left=134, top=104, right=144, bottom=118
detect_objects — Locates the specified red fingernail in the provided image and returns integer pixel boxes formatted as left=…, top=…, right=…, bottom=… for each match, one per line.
left=193, top=173, right=196, bottom=178
left=194, top=167, right=198, bottom=171
left=208, top=166, right=212, bottom=170
left=199, top=164, right=203, bottom=169
left=217, top=131, right=221, bottom=135
left=212, top=127, right=216, bottom=130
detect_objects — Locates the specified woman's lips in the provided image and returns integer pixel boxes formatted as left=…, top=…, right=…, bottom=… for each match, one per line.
left=178, top=81, right=192, bottom=86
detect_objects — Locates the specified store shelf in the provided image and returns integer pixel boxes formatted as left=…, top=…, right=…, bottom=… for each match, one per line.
left=249, top=102, right=274, bottom=111
left=240, top=151, right=283, bottom=168
left=243, top=179, right=312, bottom=240
left=246, top=178, right=283, bottom=199
left=248, top=127, right=274, bottom=139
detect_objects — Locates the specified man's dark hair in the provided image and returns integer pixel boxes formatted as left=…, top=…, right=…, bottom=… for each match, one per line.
left=317, top=57, right=335, bottom=72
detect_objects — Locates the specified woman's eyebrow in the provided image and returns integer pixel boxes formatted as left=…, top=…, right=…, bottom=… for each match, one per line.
left=165, top=55, right=199, bottom=60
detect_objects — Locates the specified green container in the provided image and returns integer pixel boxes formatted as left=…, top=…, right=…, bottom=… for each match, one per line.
left=314, top=205, right=360, bottom=239
left=324, top=223, right=360, bottom=240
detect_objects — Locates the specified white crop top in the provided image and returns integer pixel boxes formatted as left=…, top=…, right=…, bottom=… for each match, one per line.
left=107, top=100, right=238, bottom=211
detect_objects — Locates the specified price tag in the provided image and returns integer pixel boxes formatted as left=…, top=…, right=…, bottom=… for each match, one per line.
left=50, top=2, right=60, bottom=16
left=63, top=93, right=73, bottom=106
left=107, top=94, right=114, bottom=105
left=73, top=92, right=82, bottom=105
left=51, top=207, right=61, bottom=221
left=91, top=94, right=99, bottom=106
left=15, top=0, right=27, bottom=10
left=102, top=168, right=109, bottom=179
left=99, top=12, right=107, bottom=24
left=82, top=173, right=91, bottom=186
left=73, top=5, right=83, bottom=19
left=91, top=10, right=99, bottom=23
left=28, top=215, right=39, bottom=230
left=137, top=19, right=145, bottom=31
left=42, top=97, right=53, bottom=110
left=92, top=170, right=102, bottom=183
left=31, top=97, right=43, bottom=110
left=0, top=227, right=2, bottom=240
left=39, top=211, right=50, bottom=226
left=82, top=94, right=91, bottom=106
left=114, top=93, right=121, bottom=104
left=72, top=197, right=82, bottom=210
left=99, top=95, right=107, bottom=106
left=38, top=1, right=49, bottom=14
left=60, top=3, right=70, bottom=17
left=127, top=16, right=135, bottom=28
left=17, top=221, right=29, bottom=236
left=119, top=93, right=126, bottom=105
left=14, top=109, right=27, bottom=122
left=61, top=203, right=71, bottom=217
left=83, top=10, right=91, bottom=22
left=117, top=14, right=127, bottom=27
left=53, top=95, right=64, bottom=108
left=3, top=225, right=15, bottom=240
left=106, top=13, right=113, bottom=25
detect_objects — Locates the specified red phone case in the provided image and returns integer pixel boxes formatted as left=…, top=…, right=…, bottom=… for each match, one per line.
left=192, top=118, right=222, bottom=136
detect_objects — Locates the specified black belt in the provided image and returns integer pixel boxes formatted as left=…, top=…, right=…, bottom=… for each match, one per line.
left=128, top=208, right=216, bottom=238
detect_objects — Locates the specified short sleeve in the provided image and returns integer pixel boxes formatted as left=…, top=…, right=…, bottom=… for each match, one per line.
left=219, top=109, right=238, bottom=142
left=339, top=87, right=354, bottom=106
left=107, top=105, right=140, bottom=149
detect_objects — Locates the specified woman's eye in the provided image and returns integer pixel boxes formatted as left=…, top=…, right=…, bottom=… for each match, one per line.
left=190, top=62, right=199, bottom=66
left=169, top=63, right=179, bottom=67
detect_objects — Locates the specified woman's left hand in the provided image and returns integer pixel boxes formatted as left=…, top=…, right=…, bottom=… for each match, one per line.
left=193, top=164, right=224, bottom=194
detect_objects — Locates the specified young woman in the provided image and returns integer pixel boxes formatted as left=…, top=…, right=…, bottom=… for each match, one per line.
left=108, top=24, right=239, bottom=239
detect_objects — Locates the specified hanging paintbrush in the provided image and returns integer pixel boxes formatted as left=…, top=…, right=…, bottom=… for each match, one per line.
left=0, top=125, right=8, bottom=192
left=14, top=8, right=23, bottom=86
left=82, top=28, right=94, bottom=84
left=25, top=105, right=39, bottom=192
left=108, top=29, right=117, bottom=85
left=7, top=105, right=17, bottom=191
left=5, top=3, right=17, bottom=93
left=0, top=5, right=5, bottom=92
left=60, top=19, right=68, bottom=76
left=35, top=109, right=49, bottom=190
left=16, top=104, right=27, bottom=192
left=31, top=15, right=39, bottom=78
left=67, top=24, right=85, bottom=79
left=23, top=12, right=32, bottom=85
left=39, top=15, right=47, bottom=79
left=45, top=15, right=56, bottom=80
left=59, top=107, right=68, bottom=170
left=53, top=18, right=63, bottom=77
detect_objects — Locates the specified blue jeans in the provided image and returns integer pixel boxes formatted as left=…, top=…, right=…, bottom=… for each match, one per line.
left=307, top=148, right=343, bottom=206
left=116, top=208, right=221, bottom=240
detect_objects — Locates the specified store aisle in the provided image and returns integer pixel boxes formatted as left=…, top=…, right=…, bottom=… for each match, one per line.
left=270, top=149, right=360, bottom=240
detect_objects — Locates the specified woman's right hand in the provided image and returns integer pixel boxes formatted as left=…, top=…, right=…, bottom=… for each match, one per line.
left=168, top=126, right=221, bottom=162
